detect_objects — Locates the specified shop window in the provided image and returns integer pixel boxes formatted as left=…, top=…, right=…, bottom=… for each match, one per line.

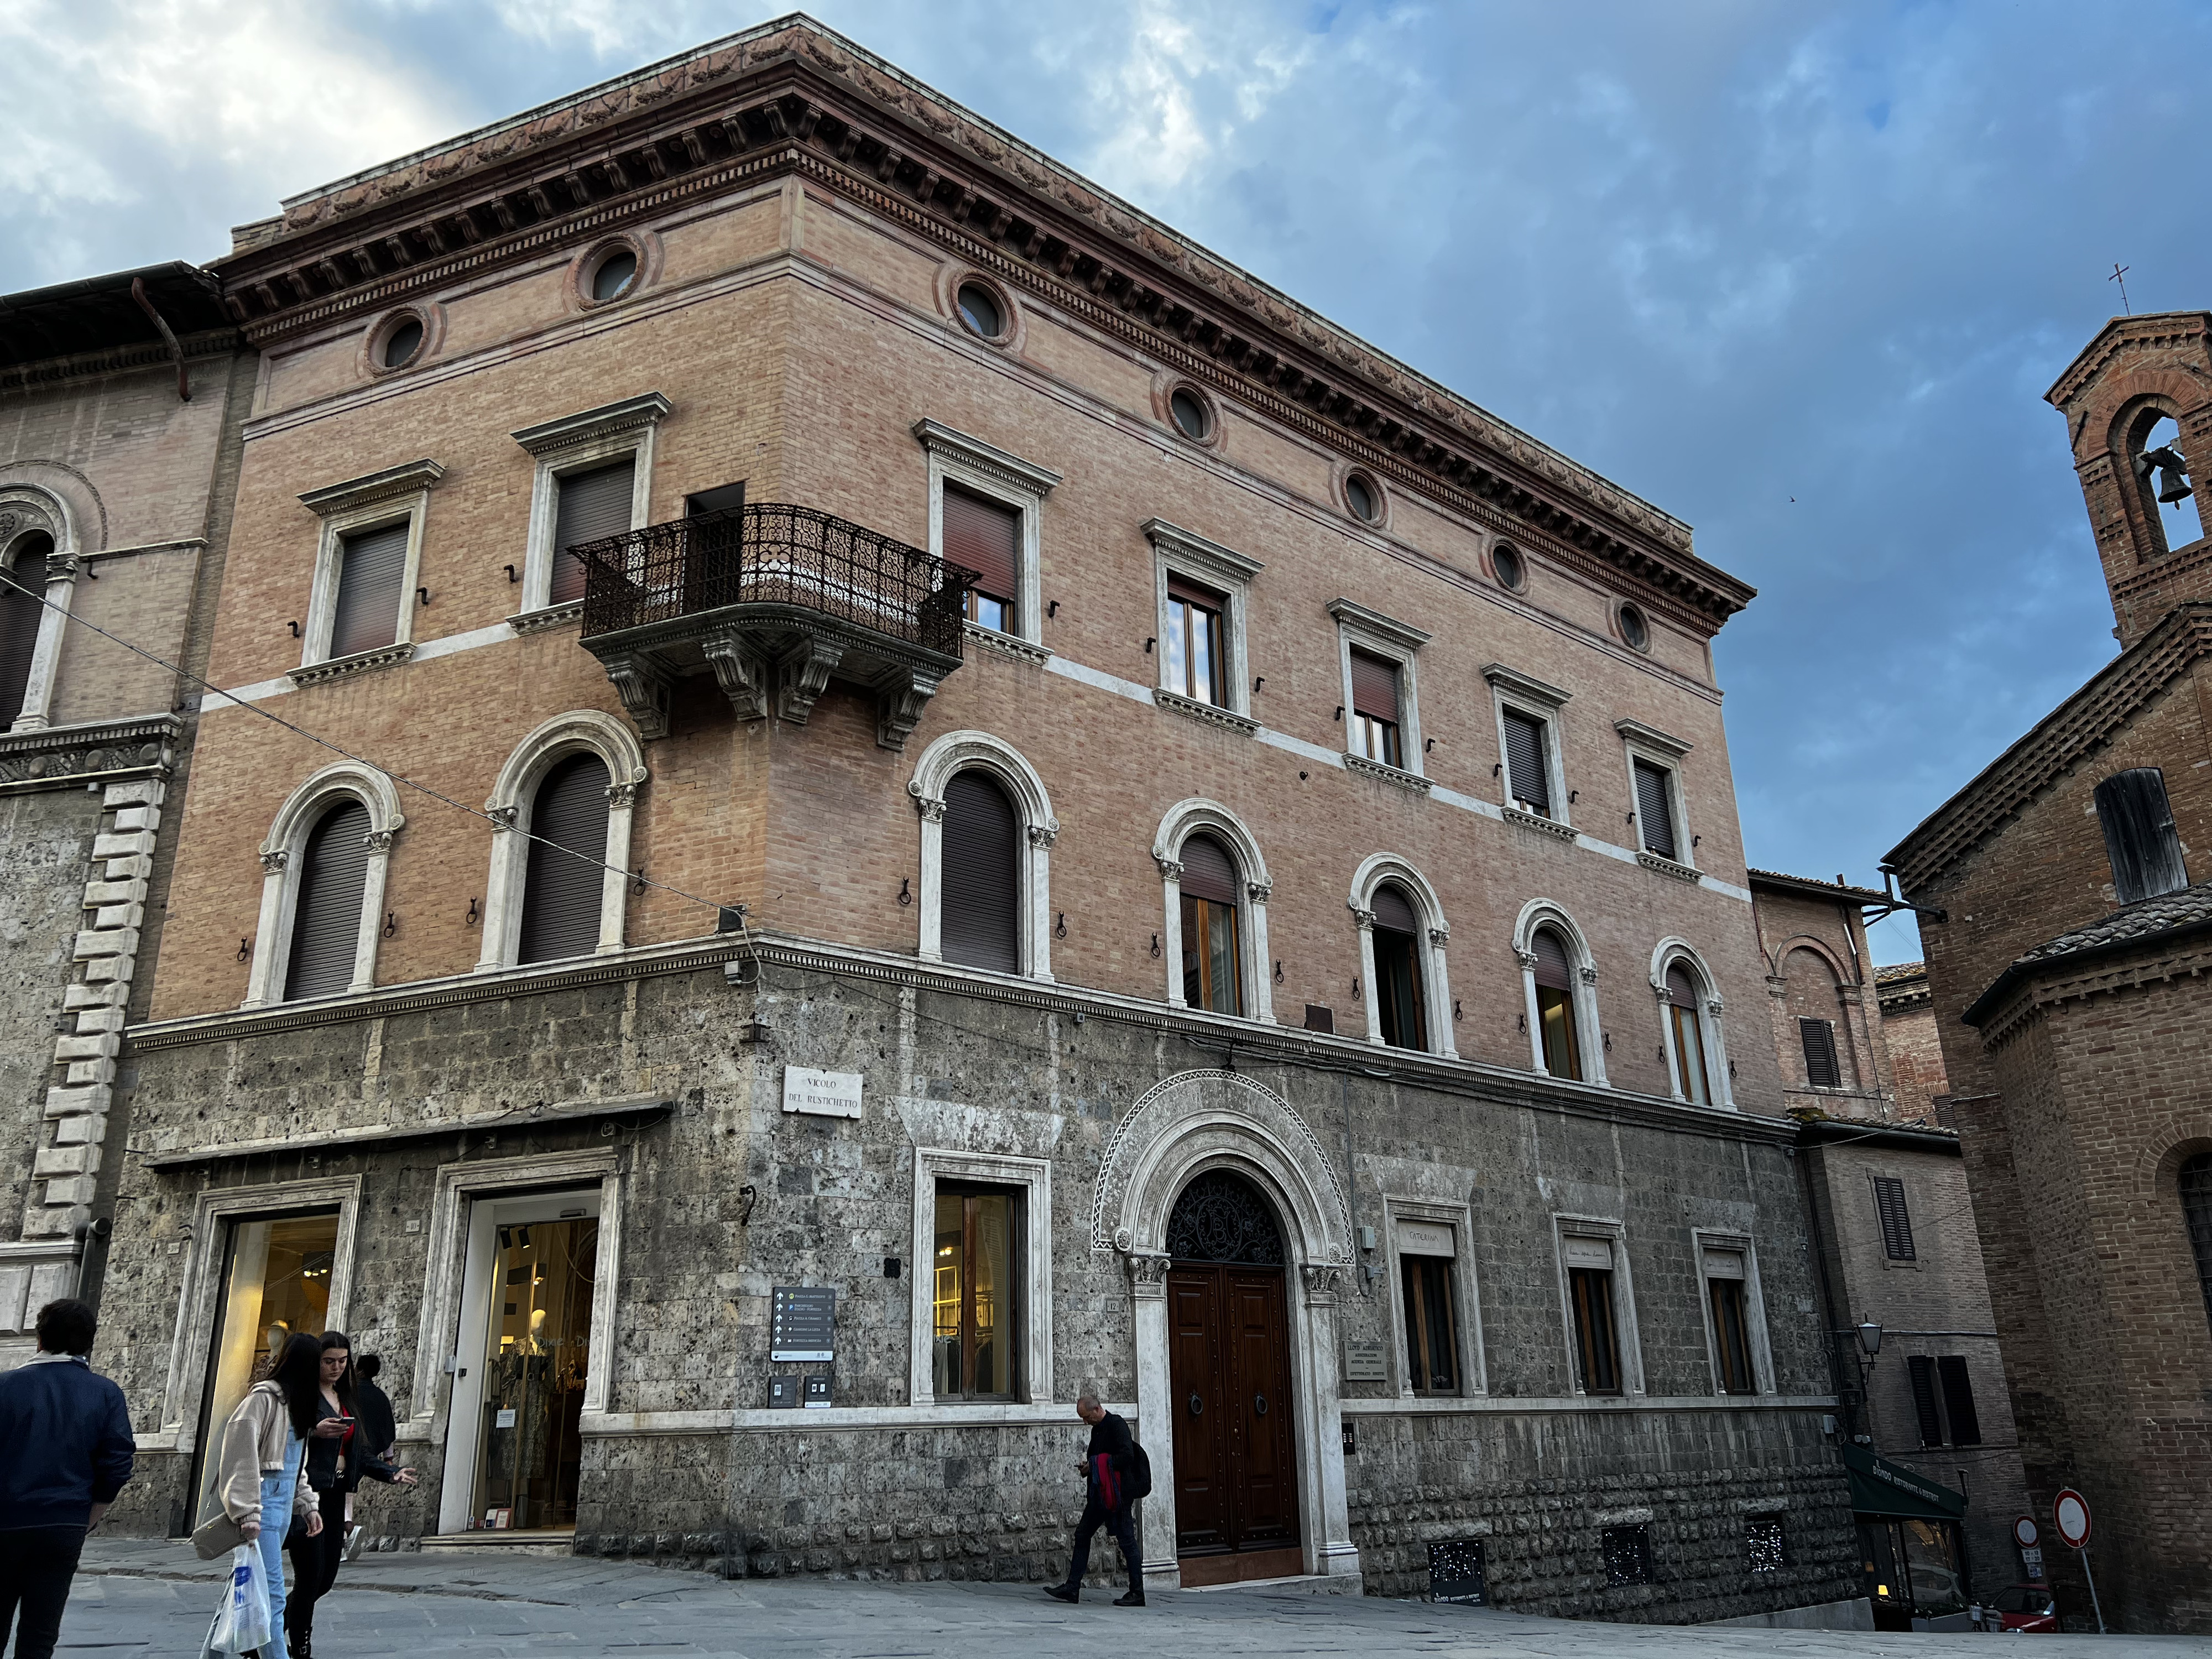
left=1861, top=1517, right=1968, bottom=1625
left=1565, top=1237, right=1622, bottom=1395
left=1603, top=1522, right=1651, bottom=1585
left=1532, top=928, right=1582, bottom=1080
left=1400, top=1253, right=1458, bottom=1394
left=517, top=752, right=612, bottom=965
left=1872, top=1175, right=1916, bottom=1260
left=470, top=1210, right=597, bottom=1531
left=1704, top=1249, right=1755, bottom=1394
left=945, top=484, right=1019, bottom=634
left=1800, top=1016, right=1842, bottom=1088
left=191, top=1212, right=341, bottom=1525
left=1746, top=1515, right=1785, bottom=1573
left=1178, top=832, right=1243, bottom=1015
left=0, top=531, right=54, bottom=728
left=2182, top=1152, right=2212, bottom=1332
left=2094, top=767, right=2189, bottom=904
left=940, top=769, right=1020, bottom=973
left=1371, top=883, right=1426, bottom=1051
left=933, top=1184, right=1018, bottom=1400
left=1165, top=576, right=1227, bottom=707
left=285, top=797, right=373, bottom=1001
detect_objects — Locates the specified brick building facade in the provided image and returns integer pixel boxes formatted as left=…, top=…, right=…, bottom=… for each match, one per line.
left=81, top=19, right=1860, bottom=1620
left=0, top=264, right=249, bottom=1365
left=1887, top=311, right=2212, bottom=1633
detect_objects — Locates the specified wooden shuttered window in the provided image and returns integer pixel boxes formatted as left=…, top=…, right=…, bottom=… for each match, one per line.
left=943, top=486, right=1019, bottom=623
left=2094, top=766, right=2189, bottom=904
left=1872, top=1174, right=1915, bottom=1261
left=1633, top=759, right=1677, bottom=859
left=1907, top=1355, right=1944, bottom=1447
left=284, top=799, right=373, bottom=1001
left=518, top=752, right=612, bottom=964
left=941, top=769, right=1020, bottom=973
left=328, top=521, right=410, bottom=659
left=1349, top=650, right=1399, bottom=722
left=0, top=537, right=52, bottom=728
left=550, top=458, right=636, bottom=605
left=1503, top=709, right=1550, bottom=815
left=1936, top=1355, right=1981, bottom=1446
left=1799, top=1016, right=1841, bottom=1087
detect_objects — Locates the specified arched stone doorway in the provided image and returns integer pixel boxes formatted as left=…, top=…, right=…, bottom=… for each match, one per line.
left=1094, top=1069, right=1360, bottom=1592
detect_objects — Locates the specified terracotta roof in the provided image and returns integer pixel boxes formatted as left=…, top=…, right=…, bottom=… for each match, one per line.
left=1874, top=961, right=1926, bottom=984
left=1963, top=881, right=2212, bottom=1027
left=1745, top=868, right=1892, bottom=906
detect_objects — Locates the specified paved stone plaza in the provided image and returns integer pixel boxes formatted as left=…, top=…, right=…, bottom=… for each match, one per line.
left=54, top=1541, right=2207, bottom=1656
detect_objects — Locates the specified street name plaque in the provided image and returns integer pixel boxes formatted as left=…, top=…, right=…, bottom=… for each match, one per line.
left=770, top=1286, right=836, bottom=1361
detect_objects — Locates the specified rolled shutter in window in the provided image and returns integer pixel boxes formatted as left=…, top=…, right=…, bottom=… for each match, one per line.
left=2094, top=767, right=2189, bottom=903
left=1666, top=964, right=1699, bottom=1007
left=942, top=486, right=1019, bottom=604
left=1531, top=928, right=1574, bottom=990
left=941, top=769, right=1020, bottom=973
left=1634, top=759, right=1677, bottom=859
left=551, top=457, right=637, bottom=604
left=1178, top=833, right=1239, bottom=905
left=1167, top=574, right=1223, bottom=612
left=285, top=799, right=373, bottom=1000
left=1504, top=711, right=1550, bottom=813
left=1349, top=650, right=1400, bottom=722
left=328, top=522, right=410, bottom=659
left=0, top=539, right=53, bottom=727
left=1371, top=882, right=1418, bottom=936
left=518, top=752, right=612, bottom=964
left=1936, top=1355, right=1981, bottom=1446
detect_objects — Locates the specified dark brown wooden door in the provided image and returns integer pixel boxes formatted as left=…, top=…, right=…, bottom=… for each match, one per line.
left=1168, top=1264, right=1299, bottom=1556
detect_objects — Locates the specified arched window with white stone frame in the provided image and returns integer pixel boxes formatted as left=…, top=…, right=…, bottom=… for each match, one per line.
left=909, top=731, right=1058, bottom=980
left=0, top=486, right=85, bottom=733
left=1348, top=854, right=1454, bottom=1057
left=1513, top=900, right=1606, bottom=1085
left=1649, top=938, right=1734, bottom=1109
left=1153, top=800, right=1275, bottom=1024
left=245, top=763, right=405, bottom=1008
left=477, top=711, right=648, bottom=971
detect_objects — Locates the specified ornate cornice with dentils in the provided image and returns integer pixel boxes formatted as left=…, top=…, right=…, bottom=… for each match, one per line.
left=210, top=16, right=1753, bottom=635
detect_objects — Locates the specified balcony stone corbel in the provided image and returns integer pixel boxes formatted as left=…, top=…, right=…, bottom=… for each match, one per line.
left=600, top=649, right=676, bottom=740
left=875, top=666, right=944, bottom=751
left=776, top=635, right=844, bottom=725
left=700, top=623, right=771, bottom=722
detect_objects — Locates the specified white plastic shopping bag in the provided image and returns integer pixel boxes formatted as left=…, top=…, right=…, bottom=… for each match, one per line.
left=206, top=1542, right=273, bottom=1655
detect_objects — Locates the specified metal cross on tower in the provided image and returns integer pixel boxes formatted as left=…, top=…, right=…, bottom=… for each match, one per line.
left=2110, top=262, right=2132, bottom=315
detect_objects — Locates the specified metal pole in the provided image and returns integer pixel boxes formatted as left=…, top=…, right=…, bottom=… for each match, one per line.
left=2078, top=1546, right=2106, bottom=1635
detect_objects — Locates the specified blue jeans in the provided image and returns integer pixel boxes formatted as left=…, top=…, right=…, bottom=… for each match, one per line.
left=256, top=1436, right=303, bottom=1637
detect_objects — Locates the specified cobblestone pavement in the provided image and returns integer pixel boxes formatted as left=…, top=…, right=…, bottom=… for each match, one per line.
left=59, top=1541, right=2209, bottom=1657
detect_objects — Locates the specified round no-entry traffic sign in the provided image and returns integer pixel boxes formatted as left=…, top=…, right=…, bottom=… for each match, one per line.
left=2013, top=1515, right=2040, bottom=1550
left=2054, top=1489, right=2093, bottom=1550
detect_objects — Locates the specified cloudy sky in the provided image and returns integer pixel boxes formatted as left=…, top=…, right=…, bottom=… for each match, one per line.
left=7, top=1, right=2205, bottom=964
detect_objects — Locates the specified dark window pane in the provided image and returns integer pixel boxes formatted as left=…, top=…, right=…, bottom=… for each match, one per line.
left=933, top=1185, right=1018, bottom=1401
left=1936, top=1356, right=1980, bottom=1446
left=381, top=317, right=423, bottom=367
left=1571, top=1266, right=1620, bottom=1394
left=1709, top=1277, right=1754, bottom=1394
left=2183, top=1154, right=2212, bottom=1332
left=590, top=248, right=638, bottom=302
left=0, top=534, right=53, bottom=727
left=957, top=283, right=1002, bottom=338
left=1908, top=1354, right=1944, bottom=1446
left=1401, top=1253, right=1457, bottom=1394
left=1375, top=926, right=1425, bottom=1051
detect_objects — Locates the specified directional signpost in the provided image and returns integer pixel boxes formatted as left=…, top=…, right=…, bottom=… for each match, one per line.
left=2053, top=1489, right=2104, bottom=1634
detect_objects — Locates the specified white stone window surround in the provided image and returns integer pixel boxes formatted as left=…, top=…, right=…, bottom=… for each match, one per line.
left=408, top=1147, right=623, bottom=1534
left=913, top=419, right=1062, bottom=660
left=0, top=487, right=82, bottom=733
left=1551, top=1214, right=1646, bottom=1397
left=144, top=1176, right=363, bottom=1458
left=1690, top=1227, right=1775, bottom=1396
left=1347, top=852, right=1454, bottom=1058
left=1152, top=797, right=1275, bottom=1024
left=1616, top=717, right=1696, bottom=872
left=908, top=729, right=1058, bottom=980
left=294, top=461, right=444, bottom=676
left=1485, top=662, right=1573, bottom=827
left=907, top=1146, right=1055, bottom=1407
left=1327, top=597, right=1431, bottom=786
left=244, top=762, right=405, bottom=1009
left=1380, top=1197, right=1486, bottom=1398
left=1649, top=936, right=1736, bottom=1110
left=1145, top=518, right=1262, bottom=731
left=476, top=710, right=649, bottom=971
left=509, top=393, right=671, bottom=625
left=1512, top=897, right=1608, bottom=1086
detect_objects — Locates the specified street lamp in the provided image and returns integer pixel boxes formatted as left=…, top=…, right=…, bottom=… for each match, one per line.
left=1857, top=1321, right=1883, bottom=1358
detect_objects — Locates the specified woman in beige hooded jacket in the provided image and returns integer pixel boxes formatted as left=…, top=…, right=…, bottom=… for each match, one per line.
left=216, top=1332, right=337, bottom=1651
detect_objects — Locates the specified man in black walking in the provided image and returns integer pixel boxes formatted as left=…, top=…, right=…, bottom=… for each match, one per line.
left=1044, top=1389, right=1144, bottom=1608
left=0, top=1298, right=135, bottom=1659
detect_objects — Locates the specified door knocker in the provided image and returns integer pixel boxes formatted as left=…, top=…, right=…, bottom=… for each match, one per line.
left=1253, top=1392, right=1268, bottom=1417
left=1188, top=1392, right=1203, bottom=1417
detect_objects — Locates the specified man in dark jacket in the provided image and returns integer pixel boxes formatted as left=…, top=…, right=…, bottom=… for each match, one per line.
left=0, top=1298, right=134, bottom=1659
left=1044, top=1389, right=1144, bottom=1608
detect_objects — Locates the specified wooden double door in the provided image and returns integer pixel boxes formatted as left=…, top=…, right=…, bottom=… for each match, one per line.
left=1167, top=1263, right=1301, bottom=1575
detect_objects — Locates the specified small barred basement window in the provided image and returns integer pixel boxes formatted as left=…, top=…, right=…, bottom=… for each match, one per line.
left=1428, top=1538, right=1486, bottom=1604
left=1745, top=1515, right=1785, bottom=1573
left=1603, top=1523, right=1651, bottom=1586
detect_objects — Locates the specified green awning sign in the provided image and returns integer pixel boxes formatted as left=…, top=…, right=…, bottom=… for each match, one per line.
left=1841, top=1443, right=1967, bottom=1521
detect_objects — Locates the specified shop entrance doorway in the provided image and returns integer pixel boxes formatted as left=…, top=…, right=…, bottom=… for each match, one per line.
left=1165, top=1169, right=1301, bottom=1587
left=437, top=1190, right=599, bottom=1535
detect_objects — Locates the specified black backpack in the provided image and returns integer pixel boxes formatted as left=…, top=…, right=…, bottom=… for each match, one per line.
left=1126, top=1437, right=1153, bottom=1501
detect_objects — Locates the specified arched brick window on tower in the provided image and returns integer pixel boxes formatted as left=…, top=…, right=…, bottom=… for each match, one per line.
left=2127, top=410, right=2204, bottom=557
left=1781, top=947, right=1854, bottom=1091
left=517, top=752, right=612, bottom=965
left=2181, top=1153, right=2212, bottom=1335
left=0, top=531, right=54, bottom=728
left=285, top=798, right=373, bottom=1001
left=941, top=769, right=1021, bottom=974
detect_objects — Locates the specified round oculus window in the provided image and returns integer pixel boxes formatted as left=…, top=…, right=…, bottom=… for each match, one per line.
left=1492, top=542, right=1525, bottom=592
left=1619, top=603, right=1650, bottom=652
left=590, top=248, right=639, bottom=303
left=380, top=316, right=424, bottom=369
left=1345, top=473, right=1380, bottom=523
left=1170, top=387, right=1212, bottom=441
left=956, top=281, right=1004, bottom=340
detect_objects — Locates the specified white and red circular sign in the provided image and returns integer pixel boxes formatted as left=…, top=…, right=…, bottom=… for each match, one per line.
left=2054, top=1489, right=2093, bottom=1550
left=2013, top=1515, right=2040, bottom=1549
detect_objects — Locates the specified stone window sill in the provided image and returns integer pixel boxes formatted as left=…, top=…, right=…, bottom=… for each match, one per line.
left=1343, top=753, right=1432, bottom=793
left=508, top=602, right=583, bottom=636
left=1154, top=687, right=1258, bottom=735
left=963, top=622, right=1051, bottom=666
left=288, top=641, right=416, bottom=687
left=1636, top=850, right=1700, bottom=883
left=1503, top=805, right=1575, bottom=842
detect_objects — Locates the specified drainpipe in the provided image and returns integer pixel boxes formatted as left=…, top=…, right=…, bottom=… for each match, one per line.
left=130, top=278, right=191, bottom=401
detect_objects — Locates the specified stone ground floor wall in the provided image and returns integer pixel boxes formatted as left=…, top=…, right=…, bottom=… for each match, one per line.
left=97, top=942, right=1858, bottom=1621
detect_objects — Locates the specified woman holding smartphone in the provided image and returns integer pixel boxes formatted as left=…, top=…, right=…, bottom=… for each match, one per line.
left=283, top=1332, right=416, bottom=1659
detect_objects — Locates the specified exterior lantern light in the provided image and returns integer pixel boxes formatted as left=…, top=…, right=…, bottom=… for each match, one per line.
left=1856, top=1321, right=1883, bottom=1358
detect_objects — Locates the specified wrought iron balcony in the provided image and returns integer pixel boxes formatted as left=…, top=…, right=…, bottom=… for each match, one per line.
left=572, top=503, right=977, bottom=748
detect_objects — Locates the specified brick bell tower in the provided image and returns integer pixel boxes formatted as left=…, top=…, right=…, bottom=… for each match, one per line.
left=2045, top=310, right=2212, bottom=646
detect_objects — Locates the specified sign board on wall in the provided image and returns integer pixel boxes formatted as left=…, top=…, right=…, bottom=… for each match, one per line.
left=770, top=1286, right=836, bottom=1361
left=1343, top=1339, right=1388, bottom=1382
left=782, top=1066, right=863, bottom=1119
left=1397, top=1220, right=1455, bottom=1258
